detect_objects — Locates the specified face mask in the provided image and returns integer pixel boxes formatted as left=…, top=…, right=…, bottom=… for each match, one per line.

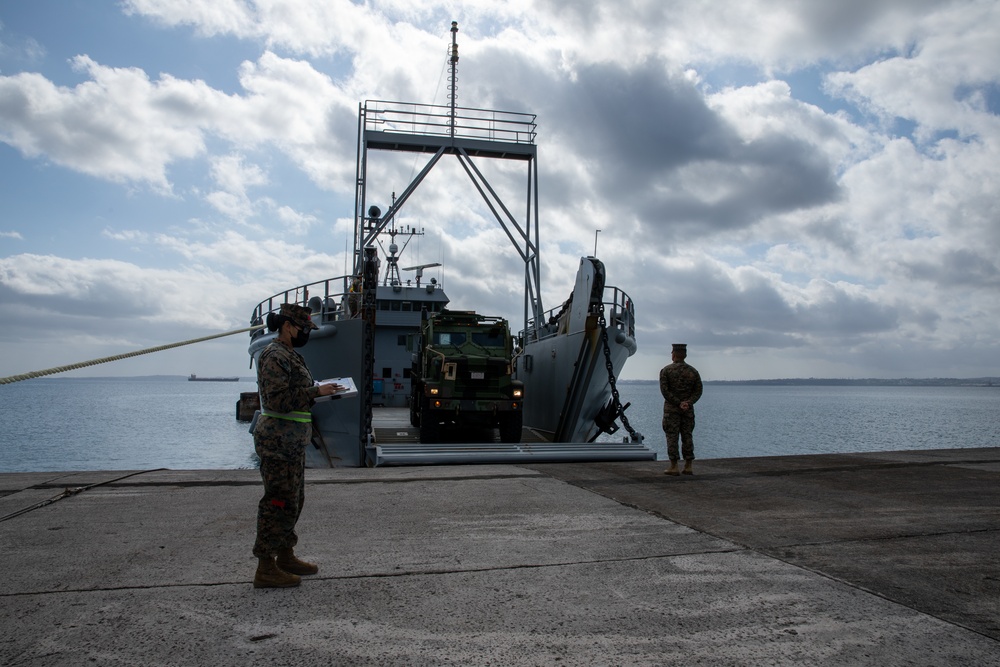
left=291, top=328, right=311, bottom=348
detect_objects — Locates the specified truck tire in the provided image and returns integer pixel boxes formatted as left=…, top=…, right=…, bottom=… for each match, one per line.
left=409, top=388, right=421, bottom=426
left=420, top=410, right=441, bottom=443
left=498, top=412, right=522, bottom=443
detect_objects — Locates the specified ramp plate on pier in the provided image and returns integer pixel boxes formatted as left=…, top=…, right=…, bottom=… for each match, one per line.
left=366, top=408, right=655, bottom=466
left=367, top=441, right=657, bottom=467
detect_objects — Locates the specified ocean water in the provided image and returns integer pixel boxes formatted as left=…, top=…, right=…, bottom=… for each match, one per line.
left=1, top=378, right=998, bottom=472
left=601, top=382, right=1000, bottom=461
left=2, top=377, right=261, bottom=473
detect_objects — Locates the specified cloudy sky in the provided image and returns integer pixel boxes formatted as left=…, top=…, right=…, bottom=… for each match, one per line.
left=1, top=0, right=998, bottom=382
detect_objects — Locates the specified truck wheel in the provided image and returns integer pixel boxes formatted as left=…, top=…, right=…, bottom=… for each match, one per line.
left=420, top=410, right=441, bottom=443
left=409, top=389, right=421, bottom=427
left=498, top=413, right=522, bottom=443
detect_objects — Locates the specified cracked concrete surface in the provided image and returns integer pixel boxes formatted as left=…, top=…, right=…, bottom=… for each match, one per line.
left=2, top=452, right=999, bottom=665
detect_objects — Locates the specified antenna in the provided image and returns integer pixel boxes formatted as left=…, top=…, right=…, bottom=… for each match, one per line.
left=376, top=192, right=426, bottom=286
left=449, top=21, right=459, bottom=138
left=402, top=262, right=442, bottom=288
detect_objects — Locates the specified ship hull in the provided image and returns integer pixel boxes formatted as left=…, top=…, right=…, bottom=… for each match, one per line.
left=519, top=324, right=634, bottom=443
left=517, top=257, right=638, bottom=443
left=247, top=257, right=643, bottom=467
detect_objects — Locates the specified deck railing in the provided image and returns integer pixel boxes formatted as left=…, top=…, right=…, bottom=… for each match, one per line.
left=521, top=286, right=636, bottom=344
left=250, top=276, right=352, bottom=337
left=364, top=100, right=537, bottom=146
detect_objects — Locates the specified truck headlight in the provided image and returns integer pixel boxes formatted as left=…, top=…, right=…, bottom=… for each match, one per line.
left=512, top=388, right=523, bottom=398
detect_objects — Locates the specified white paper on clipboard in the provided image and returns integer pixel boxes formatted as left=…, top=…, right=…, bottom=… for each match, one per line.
left=314, top=377, right=359, bottom=401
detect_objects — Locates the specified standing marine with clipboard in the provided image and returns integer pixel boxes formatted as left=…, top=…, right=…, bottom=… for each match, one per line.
left=250, top=303, right=344, bottom=588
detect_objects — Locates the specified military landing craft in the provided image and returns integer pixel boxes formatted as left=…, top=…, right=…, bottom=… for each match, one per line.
left=245, top=23, right=652, bottom=466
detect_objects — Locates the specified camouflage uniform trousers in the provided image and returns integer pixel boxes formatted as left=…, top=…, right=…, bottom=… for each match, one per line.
left=662, top=410, right=696, bottom=462
left=253, top=443, right=306, bottom=559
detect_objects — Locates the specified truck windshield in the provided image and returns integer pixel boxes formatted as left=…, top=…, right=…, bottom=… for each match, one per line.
left=432, top=332, right=466, bottom=346
left=471, top=331, right=505, bottom=348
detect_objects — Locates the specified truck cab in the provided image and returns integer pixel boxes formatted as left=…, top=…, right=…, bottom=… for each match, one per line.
left=408, top=309, right=524, bottom=443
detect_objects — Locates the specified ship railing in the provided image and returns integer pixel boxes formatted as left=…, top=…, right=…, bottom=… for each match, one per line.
left=364, top=100, right=537, bottom=145
left=520, top=286, right=636, bottom=344
left=250, top=275, right=353, bottom=338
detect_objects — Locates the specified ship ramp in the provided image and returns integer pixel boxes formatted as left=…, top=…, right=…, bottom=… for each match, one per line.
left=366, top=408, right=656, bottom=466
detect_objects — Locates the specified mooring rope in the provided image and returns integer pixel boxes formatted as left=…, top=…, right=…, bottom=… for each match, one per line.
left=0, top=469, right=170, bottom=523
left=0, top=324, right=265, bottom=385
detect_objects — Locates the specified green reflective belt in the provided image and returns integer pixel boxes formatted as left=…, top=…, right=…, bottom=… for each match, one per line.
left=261, top=410, right=312, bottom=423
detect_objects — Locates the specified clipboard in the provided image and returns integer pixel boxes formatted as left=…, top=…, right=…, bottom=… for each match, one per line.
left=314, top=376, right=359, bottom=401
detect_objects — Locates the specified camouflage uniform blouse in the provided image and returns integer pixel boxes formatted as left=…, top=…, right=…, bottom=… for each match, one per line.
left=659, top=361, right=703, bottom=415
left=254, top=340, right=321, bottom=461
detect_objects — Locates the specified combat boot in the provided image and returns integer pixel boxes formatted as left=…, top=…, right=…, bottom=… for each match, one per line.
left=664, top=460, right=680, bottom=476
left=682, top=460, right=694, bottom=475
left=253, top=557, right=301, bottom=588
left=277, top=548, right=319, bottom=576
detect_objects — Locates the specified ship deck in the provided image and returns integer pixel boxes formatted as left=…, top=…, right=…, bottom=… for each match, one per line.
left=372, top=406, right=549, bottom=444
left=1, top=447, right=998, bottom=664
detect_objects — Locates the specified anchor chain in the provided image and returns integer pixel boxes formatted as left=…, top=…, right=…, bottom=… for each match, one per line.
left=593, top=302, right=643, bottom=443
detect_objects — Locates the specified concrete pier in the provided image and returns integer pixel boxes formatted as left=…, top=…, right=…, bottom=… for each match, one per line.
left=1, top=447, right=998, bottom=665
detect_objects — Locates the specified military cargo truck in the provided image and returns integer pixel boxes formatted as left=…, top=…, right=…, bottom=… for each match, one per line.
left=408, top=309, right=524, bottom=443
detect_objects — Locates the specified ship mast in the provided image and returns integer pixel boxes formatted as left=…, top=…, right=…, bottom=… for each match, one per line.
left=449, top=21, right=459, bottom=138
left=379, top=192, right=427, bottom=287
left=353, top=21, right=542, bottom=332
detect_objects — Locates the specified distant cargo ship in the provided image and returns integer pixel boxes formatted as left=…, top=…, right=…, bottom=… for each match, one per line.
left=188, top=374, right=239, bottom=382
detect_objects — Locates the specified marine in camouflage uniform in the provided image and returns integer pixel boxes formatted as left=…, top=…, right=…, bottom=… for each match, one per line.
left=252, top=302, right=331, bottom=588
left=660, top=343, right=703, bottom=474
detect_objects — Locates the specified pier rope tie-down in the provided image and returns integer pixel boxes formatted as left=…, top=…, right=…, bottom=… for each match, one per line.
left=0, top=469, right=168, bottom=523
left=0, top=324, right=265, bottom=385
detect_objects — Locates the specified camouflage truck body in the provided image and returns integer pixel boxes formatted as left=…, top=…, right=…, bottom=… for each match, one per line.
left=409, top=309, right=524, bottom=443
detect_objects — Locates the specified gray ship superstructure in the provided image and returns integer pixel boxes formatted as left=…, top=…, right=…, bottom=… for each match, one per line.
left=368, top=223, right=449, bottom=408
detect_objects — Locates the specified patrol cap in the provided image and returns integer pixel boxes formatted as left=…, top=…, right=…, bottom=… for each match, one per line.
left=280, top=303, right=319, bottom=330
left=671, top=343, right=687, bottom=353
